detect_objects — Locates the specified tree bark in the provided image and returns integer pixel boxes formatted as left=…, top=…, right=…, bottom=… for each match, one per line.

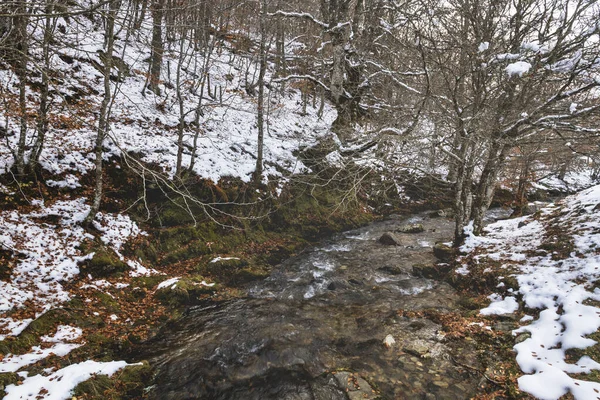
left=149, top=0, right=164, bottom=95
left=472, top=140, right=508, bottom=235
left=31, top=0, right=55, bottom=168
left=253, top=0, right=268, bottom=184
left=13, top=0, right=29, bottom=176
left=86, top=0, right=117, bottom=225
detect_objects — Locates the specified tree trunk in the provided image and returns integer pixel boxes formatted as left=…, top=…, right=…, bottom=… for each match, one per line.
left=31, top=0, right=55, bottom=168
left=175, top=30, right=187, bottom=177
left=472, top=140, right=508, bottom=235
left=149, top=0, right=164, bottom=95
left=12, top=0, right=29, bottom=176
left=86, top=0, right=117, bottom=225
left=133, top=0, right=147, bottom=30
left=253, top=0, right=267, bottom=184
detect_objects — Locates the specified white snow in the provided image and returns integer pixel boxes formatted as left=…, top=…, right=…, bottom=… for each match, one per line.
left=479, top=294, right=519, bottom=315
left=478, top=42, right=490, bottom=52
left=4, top=360, right=132, bottom=400
left=0, top=199, right=93, bottom=316
left=0, top=325, right=83, bottom=373
left=210, top=256, right=240, bottom=263
left=506, top=61, right=532, bottom=77
left=459, top=185, right=600, bottom=399
left=383, top=334, right=396, bottom=348
left=157, top=277, right=181, bottom=290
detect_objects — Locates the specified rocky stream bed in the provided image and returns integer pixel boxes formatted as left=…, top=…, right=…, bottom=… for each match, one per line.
left=133, top=212, right=513, bottom=399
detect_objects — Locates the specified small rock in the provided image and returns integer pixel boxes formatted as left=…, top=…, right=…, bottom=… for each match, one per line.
left=412, top=263, right=438, bottom=279
left=397, top=223, right=425, bottom=234
left=429, top=208, right=454, bottom=218
left=384, top=334, right=396, bottom=348
left=433, top=243, right=454, bottom=260
left=379, top=232, right=403, bottom=246
left=514, top=332, right=531, bottom=344
left=379, top=265, right=404, bottom=275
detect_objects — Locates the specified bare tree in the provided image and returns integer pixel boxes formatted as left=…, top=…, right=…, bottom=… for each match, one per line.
left=86, top=0, right=120, bottom=224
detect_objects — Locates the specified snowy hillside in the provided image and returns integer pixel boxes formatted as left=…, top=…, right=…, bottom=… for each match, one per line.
left=0, top=7, right=336, bottom=185
left=459, top=185, right=600, bottom=399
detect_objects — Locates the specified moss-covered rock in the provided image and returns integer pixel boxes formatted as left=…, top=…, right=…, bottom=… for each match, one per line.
left=412, top=263, right=438, bottom=279
left=197, top=258, right=248, bottom=278
left=433, top=242, right=454, bottom=261
left=82, top=247, right=129, bottom=278
left=155, top=276, right=219, bottom=306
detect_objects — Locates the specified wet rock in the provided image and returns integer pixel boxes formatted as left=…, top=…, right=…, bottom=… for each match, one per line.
left=379, top=232, right=403, bottom=246
left=379, top=265, right=404, bottom=275
left=397, top=223, right=425, bottom=234
left=348, top=278, right=363, bottom=286
left=412, top=263, right=438, bottom=279
left=429, top=209, right=454, bottom=218
left=433, top=243, right=454, bottom=261
left=333, top=372, right=378, bottom=400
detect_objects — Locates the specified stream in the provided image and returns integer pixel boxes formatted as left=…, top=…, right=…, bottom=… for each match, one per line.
left=135, top=211, right=511, bottom=399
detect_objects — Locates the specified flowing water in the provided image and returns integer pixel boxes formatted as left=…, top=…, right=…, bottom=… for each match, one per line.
left=136, top=212, right=492, bottom=399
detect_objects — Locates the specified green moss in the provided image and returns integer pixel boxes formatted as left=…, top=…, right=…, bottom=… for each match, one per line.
left=197, top=258, right=248, bottom=277
left=233, top=267, right=271, bottom=283
left=0, top=372, right=18, bottom=395
left=565, top=331, right=600, bottom=384
left=94, top=292, right=121, bottom=313
left=160, top=242, right=211, bottom=266
left=0, top=309, right=70, bottom=355
left=72, top=361, right=153, bottom=399
left=82, top=247, right=129, bottom=278
left=155, top=276, right=220, bottom=306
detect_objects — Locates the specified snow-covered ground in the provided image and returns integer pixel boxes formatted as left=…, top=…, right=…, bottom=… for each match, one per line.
left=0, top=8, right=336, bottom=186
left=459, top=185, right=600, bottom=399
left=0, top=198, right=151, bottom=398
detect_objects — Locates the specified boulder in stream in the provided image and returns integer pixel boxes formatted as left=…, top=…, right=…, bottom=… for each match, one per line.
left=413, top=263, right=453, bottom=279
left=397, top=223, right=425, bottom=233
left=378, top=232, right=403, bottom=246
left=433, top=242, right=454, bottom=260
left=412, top=263, right=438, bottom=279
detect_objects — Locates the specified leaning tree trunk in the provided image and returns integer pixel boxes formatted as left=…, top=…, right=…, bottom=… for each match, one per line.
left=471, top=140, right=508, bottom=235
left=86, top=0, right=117, bottom=225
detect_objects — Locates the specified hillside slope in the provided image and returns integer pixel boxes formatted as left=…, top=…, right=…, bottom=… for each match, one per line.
left=459, top=185, right=600, bottom=399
